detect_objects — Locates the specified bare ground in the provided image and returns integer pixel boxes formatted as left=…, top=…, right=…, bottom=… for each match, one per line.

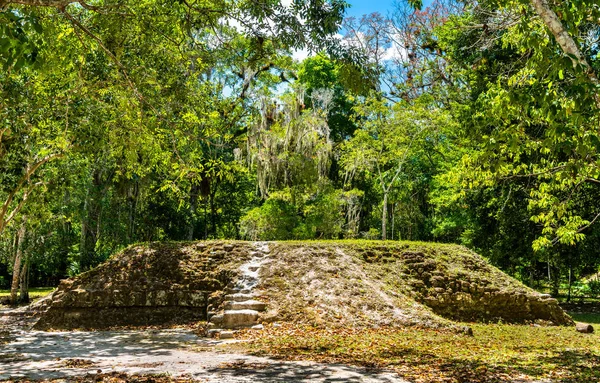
left=0, top=310, right=406, bottom=383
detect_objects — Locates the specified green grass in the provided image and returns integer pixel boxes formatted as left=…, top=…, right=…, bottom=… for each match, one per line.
left=570, top=312, right=600, bottom=325
left=241, top=322, right=600, bottom=383
left=0, top=287, right=55, bottom=303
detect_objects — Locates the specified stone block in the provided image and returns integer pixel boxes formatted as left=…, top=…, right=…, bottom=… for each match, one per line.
left=576, top=323, right=594, bottom=333
left=222, top=309, right=259, bottom=328
left=155, top=290, right=168, bottom=306
left=431, top=276, right=445, bottom=288
left=112, top=290, right=131, bottom=307
left=132, top=291, right=146, bottom=306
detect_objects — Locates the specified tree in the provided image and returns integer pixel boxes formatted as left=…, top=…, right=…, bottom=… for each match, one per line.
left=341, top=94, right=454, bottom=240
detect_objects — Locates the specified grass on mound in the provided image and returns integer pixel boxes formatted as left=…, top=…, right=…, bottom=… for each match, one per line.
left=240, top=317, right=600, bottom=383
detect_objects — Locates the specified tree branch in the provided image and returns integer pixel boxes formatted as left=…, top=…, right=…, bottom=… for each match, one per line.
left=551, top=212, right=600, bottom=246
left=0, top=126, right=8, bottom=145
left=0, top=153, right=62, bottom=235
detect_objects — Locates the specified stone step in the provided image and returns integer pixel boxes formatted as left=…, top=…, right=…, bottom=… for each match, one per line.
left=221, top=309, right=259, bottom=328
left=209, top=313, right=224, bottom=324
left=219, top=330, right=236, bottom=339
left=207, top=329, right=237, bottom=339
left=224, top=300, right=266, bottom=311
left=225, top=293, right=256, bottom=302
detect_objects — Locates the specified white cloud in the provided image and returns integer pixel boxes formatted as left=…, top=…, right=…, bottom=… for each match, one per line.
left=292, top=48, right=312, bottom=62
left=382, top=32, right=408, bottom=62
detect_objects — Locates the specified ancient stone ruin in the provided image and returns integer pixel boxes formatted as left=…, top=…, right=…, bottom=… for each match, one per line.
left=32, top=241, right=573, bottom=330
left=34, top=242, right=250, bottom=330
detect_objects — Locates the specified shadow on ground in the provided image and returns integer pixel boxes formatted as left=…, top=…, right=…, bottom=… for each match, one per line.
left=0, top=329, right=406, bottom=382
left=206, top=360, right=400, bottom=382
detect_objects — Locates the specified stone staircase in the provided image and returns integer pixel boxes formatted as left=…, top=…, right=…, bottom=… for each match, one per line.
left=206, top=242, right=270, bottom=338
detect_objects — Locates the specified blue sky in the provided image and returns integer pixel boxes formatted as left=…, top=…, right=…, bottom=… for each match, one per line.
left=344, top=0, right=433, bottom=18
left=344, top=0, right=399, bottom=18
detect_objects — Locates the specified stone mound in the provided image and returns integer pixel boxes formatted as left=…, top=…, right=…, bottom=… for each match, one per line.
left=258, top=242, right=572, bottom=329
left=33, top=240, right=573, bottom=330
left=34, top=242, right=251, bottom=330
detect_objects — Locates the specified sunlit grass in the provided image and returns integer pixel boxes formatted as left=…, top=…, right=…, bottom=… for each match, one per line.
left=0, top=287, right=55, bottom=306
left=241, top=322, right=600, bottom=383
left=570, top=312, right=600, bottom=325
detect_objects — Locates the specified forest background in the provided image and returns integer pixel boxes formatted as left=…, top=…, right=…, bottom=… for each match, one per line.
left=2, top=0, right=600, bottom=302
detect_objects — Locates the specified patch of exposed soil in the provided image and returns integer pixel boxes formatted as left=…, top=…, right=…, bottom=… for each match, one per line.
left=0, top=328, right=407, bottom=382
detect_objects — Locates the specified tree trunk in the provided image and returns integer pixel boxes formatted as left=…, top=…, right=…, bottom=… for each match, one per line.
left=80, top=186, right=89, bottom=271
left=187, top=184, right=200, bottom=241
left=10, top=215, right=27, bottom=305
left=210, top=192, right=217, bottom=238
left=381, top=192, right=388, bottom=240
left=391, top=202, right=395, bottom=241
left=127, top=181, right=139, bottom=242
left=551, top=265, right=560, bottom=297
left=80, top=169, right=106, bottom=271
left=530, top=0, right=599, bottom=85
left=19, top=256, right=29, bottom=303
left=204, top=198, right=208, bottom=240
left=567, top=264, right=572, bottom=303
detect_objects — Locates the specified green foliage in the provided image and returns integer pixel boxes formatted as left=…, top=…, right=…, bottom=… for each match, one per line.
left=432, top=0, right=600, bottom=250
left=240, top=196, right=299, bottom=241
left=0, top=0, right=354, bottom=286
left=0, top=9, right=42, bottom=71
left=239, top=185, right=344, bottom=241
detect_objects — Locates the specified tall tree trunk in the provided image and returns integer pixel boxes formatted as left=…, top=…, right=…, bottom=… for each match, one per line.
left=567, top=264, right=573, bottom=303
left=391, top=202, right=395, bottom=241
left=127, top=181, right=139, bottom=242
left=204, top=199, right=208, bottom=240
left=187, top=184, right=200, bottom=241
left=10, top=215, right=27, bottom=305
left=19, top=256, right=29, bottom=303
left=381, top=192, right=388, bottom=240
left=80, top=186, right=89, bottom=271
left=80, top=169, right=106, bottom=271
left=210, top=191, right=217, bottom=238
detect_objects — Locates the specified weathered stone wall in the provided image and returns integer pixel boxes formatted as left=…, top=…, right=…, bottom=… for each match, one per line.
left=35, top=241, right=251, bottom=330
left=357, top=244, right=572, bottom=325
left=34, top=240, right=573, bottom=330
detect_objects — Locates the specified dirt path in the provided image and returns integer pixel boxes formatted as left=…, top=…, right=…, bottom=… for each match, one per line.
left=0, top=326, right=406, bottom=382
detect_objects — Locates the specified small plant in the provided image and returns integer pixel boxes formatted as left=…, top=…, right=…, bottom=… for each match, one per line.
left=588, top=279, right=600, bottom=298
left=572, top=281, right=590, bottom=298
left=362, top=228, right=381, bottom=240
